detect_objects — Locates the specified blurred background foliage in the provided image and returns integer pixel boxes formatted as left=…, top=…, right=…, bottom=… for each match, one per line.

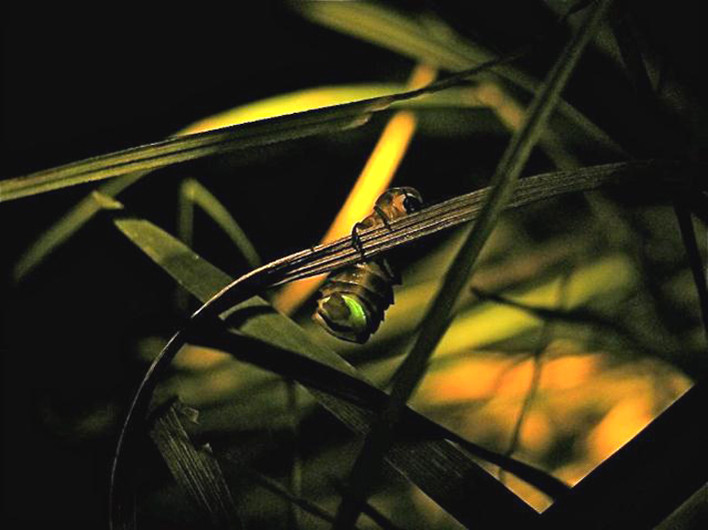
left=1, top=1, right=706, bottom=528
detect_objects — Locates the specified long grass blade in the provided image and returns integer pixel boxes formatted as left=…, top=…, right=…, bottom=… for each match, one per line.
left=0, top=113, right=372, bottom=202
left=1, top=54, right=525, bottom=204
left=175, top=159, right=689, bottom=327
left=11, top=83, right=489, bottom=281
left=333, top=2, right=614, bottom=526
left=470, top=286, right=650, bottom=349
left=181, top=83, right=489, bottom=135
left=196, top=326, right=571, bottom=494
left=294, top=0, right=626, bottom=156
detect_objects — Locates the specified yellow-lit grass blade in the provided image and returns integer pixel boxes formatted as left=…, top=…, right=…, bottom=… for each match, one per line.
left=274, top=64, right=436, bottom=314
left=3, top=68, right=517, bottom=205
left=293, top=1, right=490, bottom=71
left=333, top=2, right=614, bottom=527
left=294, top=0, right=625, bottom=157
left=0, top=110, right=376, bottom=202
left=10, top=81, right=495, bottom=282
left=178, top=82, right=483, bottom=135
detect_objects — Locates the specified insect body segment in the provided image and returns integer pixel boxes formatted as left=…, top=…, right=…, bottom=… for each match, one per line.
left=314, top=187, right=423, bottom=343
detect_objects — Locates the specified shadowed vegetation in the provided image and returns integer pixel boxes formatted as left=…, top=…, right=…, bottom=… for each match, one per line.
left=1, top=1, right=706, bottom=528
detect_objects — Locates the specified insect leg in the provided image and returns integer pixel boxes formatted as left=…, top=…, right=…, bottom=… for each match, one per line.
left=350, top=222, right=367, bottom=260
left=373, top=205, right=393, bottom=231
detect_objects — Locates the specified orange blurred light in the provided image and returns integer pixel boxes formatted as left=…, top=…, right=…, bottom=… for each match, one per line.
left=587, top=395, right=655, bottom=463
left=421, top=356, right=521, bottom=403
left=541, top=354, right=599, bottom=390
left=519, top=410, right=553, bottom=454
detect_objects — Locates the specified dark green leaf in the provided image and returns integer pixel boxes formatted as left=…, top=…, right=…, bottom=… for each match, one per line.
left=149, top=399, right=242, bottom=529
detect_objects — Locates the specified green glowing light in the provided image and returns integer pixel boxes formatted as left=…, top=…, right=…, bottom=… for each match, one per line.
left=341, top=295, right=368, bottom=330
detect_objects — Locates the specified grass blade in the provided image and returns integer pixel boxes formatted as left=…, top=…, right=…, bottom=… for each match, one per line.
left=294, top=0, right=626, bottom=156
left=184, top=159, right=690, bottom=323
left=101, top=156, right=693, bottom=528
left=149, top=399, right=242, bottom=529
left=179, top=179, right=262, bottom=269
left=674, top=202, right=708, bottom=343
left=11, top=82, right=492, bottom=282
left=233, top=467, right=347, bottom=528
left=0, top=112, right=373, bottom=202
left=12, top=172, right=145, bottom=281
left=163, top=326, right=541, bottom=528
left=8, top=69, right=525, bottom=285
left=333, top=2, right=614, bottom=526
left=181, top=82, right=490, bottom=135
left=1, top=55, right=525, bottom=204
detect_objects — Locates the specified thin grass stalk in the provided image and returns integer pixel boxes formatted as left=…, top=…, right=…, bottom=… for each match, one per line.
left=211, top=160, right=686, bottom=314
left=498, top=270, right=572, bottom=485
left=235, top=468, right=352, bottom=529
left=295, top=0, right=626, bottom=157
left=674, top=202, right=708, bottom=344
left=332, top=2, right=613, bottom=526
left=176, top=178, right=263, bottom=311
left=12, top=171, right=146, bottom=281
left=611, top=0, right=708, bottom=347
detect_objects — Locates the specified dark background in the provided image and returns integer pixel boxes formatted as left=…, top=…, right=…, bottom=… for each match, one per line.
left=2, top=2, right=705, bottom=527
